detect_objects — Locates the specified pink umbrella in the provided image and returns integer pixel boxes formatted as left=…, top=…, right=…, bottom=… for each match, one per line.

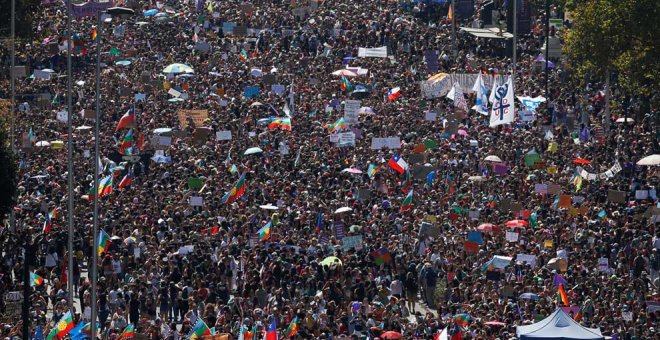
left=505, top=219, right=529, bottom=227
left=477, top=223, right=501, bottom=233
left=341, top=168, right=363, bottom=174
left=485, top=321, right=506, bottom=327
left=331, top=69, right=357, bottom=77
left=457, top=129, right=468, bottom=136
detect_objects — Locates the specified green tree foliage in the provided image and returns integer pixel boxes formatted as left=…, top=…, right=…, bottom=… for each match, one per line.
left=0, top=0, right=40, bottom=39
left=563, top=0, right=660, bottom=106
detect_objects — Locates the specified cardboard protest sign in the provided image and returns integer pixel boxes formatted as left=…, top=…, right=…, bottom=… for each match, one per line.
left=177, top=109, right=209, bottom=128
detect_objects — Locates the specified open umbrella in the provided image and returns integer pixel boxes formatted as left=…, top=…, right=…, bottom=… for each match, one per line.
left=484, top=155, right=502, bottom=162
left=573, top=158, right=591, bottom=165
left=163, top=63, right=194, bottom=74
left=35, top=141, right=51, bottom=147
left=259, top=204, right=278, bottom=210
left=637, top=154, right=660, bottom=166
left=250, top=102, right=263, bottom=107
left=519, top=293, right=540, bottom=300
left=506, top=219, right=529, bottom=227
left=115, top=60, right=131, bottom=66
left=358, top=106, right=374, bottom=115
left=380, top=331, right=402, bottom=340
left=335, top=207, right=353, bottom=214
left=477, top=223, right=501, bottom=233
left=484, top=321, right=506, bottom=327
left=468, top=176, right=485, bottom=182
left=320, top=256, right=343, bottom=267
left=341, top=168, right=363, bottom=174
left=331, top=69, right=357, bottom=77
left=615, top=117, right=634, bottom=123
left=143, top=9, right=159, bottom=16
left=153, top=127, right=172, bottom=135
left=75, top=125, right=92, bottom=131
left=244, top=147, right=263, bottom=155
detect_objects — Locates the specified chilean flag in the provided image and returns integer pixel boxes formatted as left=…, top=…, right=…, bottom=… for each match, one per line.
left=387, top=87, right=401, bottom=101
left=115, top=107, right=136, bottom=132
left=264, top=318, right=277, bottom=340
left=388, top=154, right=408, bottom=174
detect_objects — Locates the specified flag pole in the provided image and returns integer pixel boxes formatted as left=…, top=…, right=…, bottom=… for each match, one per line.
left=451, top=0, right=456, bottom=58
left=512, top=0, right=517, bottom=85
left=66, top=0, right=75, bottom=312
left=91, top=9, right=103, bottom=340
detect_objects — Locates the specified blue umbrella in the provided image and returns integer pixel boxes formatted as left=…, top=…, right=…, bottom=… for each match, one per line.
left=519, top=293, right=540, bottom=300
left=115, top=60, right=131, bottom=66
left=143, top=9, right=159, bottom=17
left=151, top=155, right=171, bottom=164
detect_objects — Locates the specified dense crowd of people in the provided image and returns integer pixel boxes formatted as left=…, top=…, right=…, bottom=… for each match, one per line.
left=0, top=0, right=658, bottom=339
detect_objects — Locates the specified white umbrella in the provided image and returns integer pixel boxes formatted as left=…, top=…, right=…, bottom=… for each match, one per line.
left=244, top=147, right=263, bottom=155
left=153, top=127, right=172, bottom=134
left=341, top=168, right=363, bottom=174
left=250, top=102, right=263, bottom=107
left=259, top=204, right=279, bottom=210
left=335, top=207, right=353, bottom=214
left=484, top=155, right=502, bottom=162
left=75, top=125, right=92, bottom=131
left=331, top=69, right=357, bottom=77
left=358, top=107, right=375, bottom=115
left=162, top=63, right=194, bottom=74
left=637, top=154, right=660, bottom=166
left=468, top=176, right=486, bottom=182
left=615, top=117, right=634, bottom=123
left=35, top=141, right=51, bottom=147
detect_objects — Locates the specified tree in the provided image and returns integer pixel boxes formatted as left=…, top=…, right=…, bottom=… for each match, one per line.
left=0, top=0, right=40, bottom=39
left=563, top=0, right=660, bottom=109
left=0, top=116, right=17, bottom=220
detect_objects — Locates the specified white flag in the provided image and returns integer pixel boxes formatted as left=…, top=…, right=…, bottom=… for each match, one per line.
left=489, top=76, right=515, bottom=127
left=488, top=76, right=498, bottom=104
left=453, top=83, right=468, bottom=112
left=471, top=73, right=489, bottom=115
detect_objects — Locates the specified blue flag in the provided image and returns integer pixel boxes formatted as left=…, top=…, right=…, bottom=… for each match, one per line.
left=426, top=171, right=436, bottom=187
left=68, top=322, right=86, bottom=340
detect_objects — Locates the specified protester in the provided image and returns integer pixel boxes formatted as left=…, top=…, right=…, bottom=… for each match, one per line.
left=0, top=0, right=658, bottom=339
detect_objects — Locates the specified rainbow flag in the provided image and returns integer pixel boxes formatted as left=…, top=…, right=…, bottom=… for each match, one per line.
left=367, top=164, right=378, bottom=178
left=268, top=117, right=292, bottom=130
left=30, top=272, right=44, bottom=286
left=557, top=284, right=569, bottom=306
left=400, top=190, right=413, bottom=213
left=97, top=175, right=113, bottom=198
left=46, top=311, right=74, bottom=340
left=371, top=247, right=392, bottom=265
left=328, top=117, right=346, bottom=133
left=257, top=222, right=271, bottom=241
left=239, top=49, right=248, bottom=62
left=453, top=313, right=470, bottom=327
left=340, top=76, right=352, bottom=91
left=97, top=230, right=110, bottom=256
left=284, top=316, right=299, bottom=338
left=188, top=319, right=211, bottom=339
left=221, top=173, right=246, bottom=204
left=118, top=324, right=135, bottom=340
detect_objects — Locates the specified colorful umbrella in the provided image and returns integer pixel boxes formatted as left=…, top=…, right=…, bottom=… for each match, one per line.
left=477, top=223, right=501, bottom=233
left=505, top=219, right=529, bottom=227
left=572, top=158, right=591, bottom=165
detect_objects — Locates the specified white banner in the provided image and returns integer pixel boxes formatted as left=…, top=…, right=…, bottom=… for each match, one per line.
left=357, top=46, right=388, bottom=58
left=343, top=99, right=361, bottom=125
left=370, top=137, right=401, bottom=150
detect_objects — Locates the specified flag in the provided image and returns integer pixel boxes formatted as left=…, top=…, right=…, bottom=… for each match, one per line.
left=257, top=222, right=272, bottom=241
left=400, top=190, right=413, bottom=213
left=574, top=307, right=584, bottom=322
left=30, top=272, right=44, bottom=286
left=471, top=73, right=489, bottom=114
left=265, top=318, right=277, bottom=340
left=207, top=0, right=214, bottom=13
left=388, top=154, right=408, bottom=174
left=192, top=32, right=198, bottom=44
left=97, top=175, right=113, bottom=198
left=558, top=284, right=569, bottom=306
left=200, top=225, right=219, bottom=236
left=449, top=323, right=463, bottom=340
left=91, top=28, right=97, bottom=42
left=229, top=164, right=238, bottom=175
left=239, top=49, right=248, bottom=61
left=434, top=327, right=448, bottom=340
left=52, top=93, right=59, bottom=106
left=489, top=77, right=515, bottom=127
left=238, top=323, right=255, bottom=340
left=115, top=107, right=136, bottom=132
left=315, top=210, right=323, bottom=233
left=118, top=324, right=135, bottom=340
left=445, top=174, right=455, bottom=194
left=327, top=117, right=346, bottom=133
left=268, top=117, right=292, bottom=130
left=118, top=172, right=132, bottom=189
left=81, top=322, right=100, bottom=338
left=447, top=3, right=453, bottom=21
left=98, top=230, right=110, bottom=256
left=371, top=247, right=392, bottom=265
left=47, top=311, right=74, bottom=340
left=387, top=87, right=401, bottom=101
left=426, top=171, right=437, bottom=187
left=28, top=127, right=35, bottom=142
left=453, top=314, right=470, bottom=327
left=43, top=211, right=53, bottom=234
left=553, top=273, right=567, bottom=287
left=340, top=76, right=353, bottom=91
left=221, top=173, right=246, bottom=204
left=284, top=317, right=299, bottom=338
left=188, top=319, right=211, bottom=339
left=451, top=83, right=469, bottom=112
left=120, top=129, right=134, bottom=148
left=367, top=164, right=378, bottom=178
left=34, top=326, right=45, bottom=340
left=67, top=322, right=85, bottom=340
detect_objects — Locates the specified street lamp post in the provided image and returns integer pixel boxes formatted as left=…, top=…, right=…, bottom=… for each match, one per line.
left=66, top=0, right=75, bottom=312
